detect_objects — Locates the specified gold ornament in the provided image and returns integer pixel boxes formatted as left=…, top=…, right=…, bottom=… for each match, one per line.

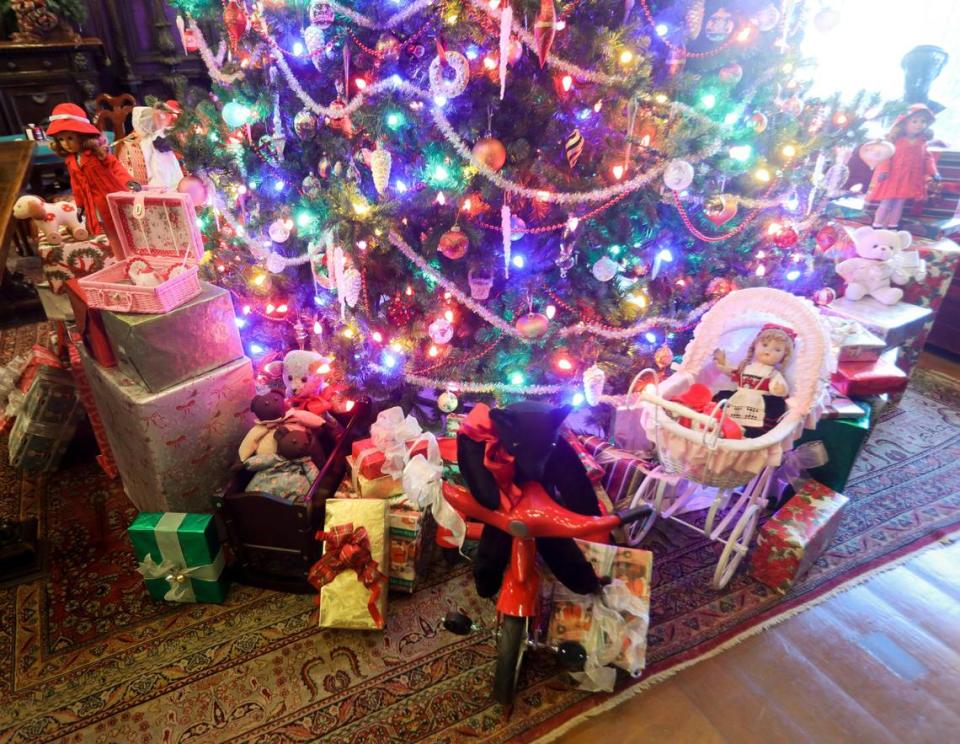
left=704, top=194, right=739, bottom=226
left=438, top=390, right=459, bottom=413
left=473, top=137, right=507, bottom=171
left=438, top=227, right=469, bottom=260
left=515, top=312, right=550, bottom=339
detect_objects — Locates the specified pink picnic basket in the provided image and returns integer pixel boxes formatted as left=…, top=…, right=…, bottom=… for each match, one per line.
left=78, top=190, right=204, bottom=313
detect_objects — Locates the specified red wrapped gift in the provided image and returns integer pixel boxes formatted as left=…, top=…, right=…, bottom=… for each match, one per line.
left=65, top=278, right=118, bottom=367
left=350, top=407, right=434, bottom=480
left=561, top=429, right=605, bottom=485
left=580, top=436, right=652, bottom=507
left=831, top=350, right=907, bottom=397
left=749, top=480, right=848, bottom=594
left=66, top=334, right=118, bottom=479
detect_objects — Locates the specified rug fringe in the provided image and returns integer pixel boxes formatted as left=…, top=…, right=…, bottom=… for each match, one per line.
left=531, top=533, right=958, bottom=744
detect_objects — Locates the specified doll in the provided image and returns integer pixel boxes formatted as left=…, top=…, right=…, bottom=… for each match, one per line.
left=46, top=103, right=135, bottom=257
left=866, top=104, right=940, bottom=229
left=118, top=105, right=184, bottom=190
left=712, top=324, right=794, bottom=438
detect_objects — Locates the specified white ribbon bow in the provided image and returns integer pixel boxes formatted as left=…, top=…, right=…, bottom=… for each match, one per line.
left=136, top=551, right=225, bottom=603
left=370, top=406, right=424, bottom=479
left=401, top=433, right=467, bottom=551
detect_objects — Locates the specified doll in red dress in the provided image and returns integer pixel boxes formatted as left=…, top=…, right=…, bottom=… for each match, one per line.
left=46, top=103, right=135, bottom=258
left=867, top=103, right=940, bottom=229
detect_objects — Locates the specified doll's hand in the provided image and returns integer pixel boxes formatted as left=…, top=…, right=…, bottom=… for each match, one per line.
left=769, top=379, right=788, bottom=396
left=713, top=349, right=728, bottom=370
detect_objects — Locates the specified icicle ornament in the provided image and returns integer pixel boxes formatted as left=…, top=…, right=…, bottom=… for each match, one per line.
left=499, top=3, right=513, bottom=100
left=501, top=203, right=512, bottom=278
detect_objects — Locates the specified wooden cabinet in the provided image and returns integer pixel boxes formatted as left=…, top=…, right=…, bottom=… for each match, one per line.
left=0, top=39, right=106, bottom=134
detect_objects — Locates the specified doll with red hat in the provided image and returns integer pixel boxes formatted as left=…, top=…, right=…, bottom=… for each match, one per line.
left=712, top=323, right=795, bottom=438
left=867, top=103, right=941, bottom=229
left=46, top=103, right=135, bottom=257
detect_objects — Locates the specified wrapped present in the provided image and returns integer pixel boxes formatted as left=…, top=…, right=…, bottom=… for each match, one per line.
left=387, top=503, right=436, bottom=593
left=79, top=345, right=255, bottom=513
left=822, top=395, right=869, bottom=420
left=749, top=480, right=849, bottom=594
left=245, top=453, right=319, bottom=501
left=79, top=190, right=203, bottom=314
left=823, top=315, right=886, bottom=363
left=38, top=235, right=114, bottom=294
left=444, top=413, right=467, bottom=437
left=101, top=282, right=244, bottom=393
left=580, top=436, right=651, bottom=507
left=8, top=366, right=84, bottom=472
left=547, top=539, right=653, bottom=691
left=795, top=401, right=871, bottom=493
left=66, top=336, right=118, bottom=478
left=562, top=429, right=605, bottom=485
left=65, top=278, right=117, bottom=367
left=347, top=455, right=405, bottom=500
left=898, top=236, right=960, bottom=378
left=823, top=297, right=932, bottom=350
left=310, top=498, right=389, bottom=630
left=831, top=350, right=907, bottom=398
left=0, top=344, right=62, bottom=431
left=36, top=283, right=74, bottom=322
left=128, top=512, right=228, bottom=603
left=351, top=406, right=432, bottom=480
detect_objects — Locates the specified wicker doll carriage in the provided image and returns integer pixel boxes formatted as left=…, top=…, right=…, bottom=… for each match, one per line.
left=623, top=287, right=835, bottom=589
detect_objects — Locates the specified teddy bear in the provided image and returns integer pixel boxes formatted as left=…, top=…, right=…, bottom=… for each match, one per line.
left=457, top=401, right=605, bottom=598
left=13, top=195, right=88, bottom=244
left=836, top=225, right=926, bottom=305
left=245, top=425, right=323, bottom=501
left=282, top=349, right=328, bottom=399
left=238, top=391, right=326, bottom=461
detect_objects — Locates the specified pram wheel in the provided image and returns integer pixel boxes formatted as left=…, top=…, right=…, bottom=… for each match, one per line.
left=711, top=503, right=760, bottom=590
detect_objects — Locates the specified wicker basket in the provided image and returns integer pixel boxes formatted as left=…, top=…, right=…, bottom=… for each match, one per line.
left=79, top=190, right=203, bottom=314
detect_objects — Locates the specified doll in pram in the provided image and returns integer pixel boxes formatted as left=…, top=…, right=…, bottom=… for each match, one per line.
left=620, top=288, right=836, bottom=589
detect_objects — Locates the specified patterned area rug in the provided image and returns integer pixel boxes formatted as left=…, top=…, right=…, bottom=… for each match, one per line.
left=2, top=325, right=960, bottom=743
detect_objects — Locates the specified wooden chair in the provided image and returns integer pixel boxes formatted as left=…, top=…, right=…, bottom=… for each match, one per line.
left=92, top=93, right=137, bottom=138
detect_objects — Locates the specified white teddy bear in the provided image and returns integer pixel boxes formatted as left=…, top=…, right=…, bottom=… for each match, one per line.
left=836, top=225, right=926, bottom=305
left=282, top=349, right=328, bottom=398
left=13, top=195, right=88, bottom=244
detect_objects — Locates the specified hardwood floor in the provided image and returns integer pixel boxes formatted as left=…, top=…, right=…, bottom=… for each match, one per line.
left=560, top=541, right=960, bottom=744
left=560, top=351, right=960, bottom=744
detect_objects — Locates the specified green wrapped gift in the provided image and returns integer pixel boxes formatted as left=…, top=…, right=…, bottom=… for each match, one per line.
left=796, top=401, right=872, bottom=493
left=128, top=512, right=228, bottom=603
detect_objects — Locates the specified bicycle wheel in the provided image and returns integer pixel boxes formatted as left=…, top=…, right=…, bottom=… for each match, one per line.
left=493, top=615, right=529, bottom=706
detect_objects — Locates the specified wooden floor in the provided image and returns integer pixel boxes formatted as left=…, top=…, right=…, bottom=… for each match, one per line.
left=561, top=352, right=960, bottom=744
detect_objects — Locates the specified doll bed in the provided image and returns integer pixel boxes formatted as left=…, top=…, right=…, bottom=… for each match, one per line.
left=623, top=288, right=836, bottom=589
left=214, top=398, right=371, bottom=593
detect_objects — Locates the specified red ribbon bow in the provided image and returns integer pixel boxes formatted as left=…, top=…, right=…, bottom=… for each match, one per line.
left=308, top=523, right=385, bottom=628
left=458, top=403, right=523, bottom=508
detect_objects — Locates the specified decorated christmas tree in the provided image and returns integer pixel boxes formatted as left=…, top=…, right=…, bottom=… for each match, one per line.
left=167, top=0, right=871, bottom=415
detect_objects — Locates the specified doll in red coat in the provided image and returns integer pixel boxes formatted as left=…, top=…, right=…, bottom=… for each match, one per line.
left=867, top=103, right=940, bottom=229
left=46, top=103, right=135, bottom=258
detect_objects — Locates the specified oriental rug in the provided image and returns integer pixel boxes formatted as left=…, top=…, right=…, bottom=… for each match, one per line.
left=1, top=323, right=959, bottom=743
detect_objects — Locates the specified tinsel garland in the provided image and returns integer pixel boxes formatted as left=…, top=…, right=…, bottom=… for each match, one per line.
left=388, top=231, right=718, bottom=342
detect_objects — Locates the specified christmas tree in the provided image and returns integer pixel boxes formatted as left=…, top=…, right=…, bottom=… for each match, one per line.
left=167, top=0, right=871, bottom=415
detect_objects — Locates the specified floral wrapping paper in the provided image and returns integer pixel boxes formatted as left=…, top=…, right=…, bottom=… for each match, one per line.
left=79, top=345, right=255, bottom=513
left=39, top=235, right=114, bottom=294
left=314, top=498, right=389, bottom=630
left=108, top=191, right=203, bottom=262
left=749, top=480, right=849, bottom=594
left=547, top=539, right=653, bottom=677
left=897, top=237, right=960, bottom=379
left=101, top=282, right=244, bottom=393
left=245, top=454, right=319, bottom=501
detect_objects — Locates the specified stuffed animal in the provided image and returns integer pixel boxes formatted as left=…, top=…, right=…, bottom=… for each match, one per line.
left=238, top=391, right=325, bottom=461
left=836, top=225, right=925, bottom=305
left=457, top=401, right=604, bottom=598
left=282, top=349, right=327, bottom=398
left=13, top=195, right=88, bottom=243
left=245, top=425, right=322, bottom=501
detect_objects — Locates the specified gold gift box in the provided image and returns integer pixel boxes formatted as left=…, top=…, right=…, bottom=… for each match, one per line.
left=345, top=455, right=405, bottom=500
left=318, top=498, right=389, bottom=630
